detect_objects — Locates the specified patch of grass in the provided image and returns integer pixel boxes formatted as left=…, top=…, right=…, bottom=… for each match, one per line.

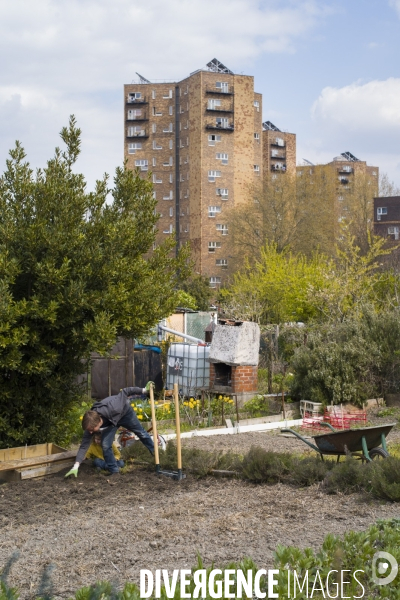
left=122, top=439, right=400, bottom=500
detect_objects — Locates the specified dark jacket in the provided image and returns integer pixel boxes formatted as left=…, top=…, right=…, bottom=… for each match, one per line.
left=76, top=387, right=140, bottom=464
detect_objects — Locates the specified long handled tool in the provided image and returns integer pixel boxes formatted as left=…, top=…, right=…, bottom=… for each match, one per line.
left=149, top=383, right=185, bottom=480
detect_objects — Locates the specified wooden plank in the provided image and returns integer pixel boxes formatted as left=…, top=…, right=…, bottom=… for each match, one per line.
left=0, top=450, right=77, bottom=472
left=0, top=443, right=50, bottom=461
left=19, top=460, right=73, bottom=480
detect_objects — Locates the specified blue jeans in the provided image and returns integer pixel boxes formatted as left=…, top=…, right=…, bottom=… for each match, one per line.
left=101, top=406, right=154, bottom=473
left=93, top=457, right=124, bottom=470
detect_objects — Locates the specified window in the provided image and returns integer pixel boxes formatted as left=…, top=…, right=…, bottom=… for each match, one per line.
left=152, top=90, right=156, bottom=99
left=127, top=126, right=144, bottom=137
left=388, top=226, right=399, bottom=240
left=184, top=189, right=189, bottom=198
left=163, top=224, right=173, bottom=234
left=216, top=188, right=228, bottom=198
left=216, top=117, right=229, bottom=128
left=135, top=159, right=148, bottom=171
left=208, top=242, right=221, bottom=252
left=209, top=276, right=222, bottom=287
left=254, top=101, right=260, bottom=111
left=216, top=259, right=228, bottom=267
left=208, top=170, right=221, bottom=182
left=163, top=124, right=173, bottom=133
left=169, top=207, right=174, bottom=217
left=169, top=174, right=173, bottom=183
left=377, top=207, right=387, bottom=220
left=184, top=120, right=189, bottom=130
left=216, top=153, right=228, bottom=165
left=128, top=142, right=142, bottom=154
left=254, top=132, right=260, bottom=140
left=163, top=157, right=173, bottom=167
left=208, top=134, right=221, bottom=146
left=153, top=107, right=162, bottom=116
left=152, top=157, right=156, bottom=166
left=152, top=191, right=156, bottom=199
left=153, top=174, right=162, bottom=183
left=342, top=165, right=352, bottom=173
left=275, top=137, right=284, bottom=147
left=208, top=206, right=221, bottom=217
left=254, top=165, right=260, bottom=173
left=163, top=90, right=173, bottom=99
left=152, top=123, right=157, bottom=133
left=216, top=82, right=229, bottom=92
left=169, top=139, right=173, bottom=149
left=128, top=92, right=141, bottom=101
left=163, top=190, right=173, bottom=200
left=216, top=224, right=228, bottom=235
left=208, top=99, right=221, bottom=109
left=169, top=106, right=173, bottom=115
left=372, top=171, right=377, bottom=176
left=153, top=140, right=162, bottom=150
left=127, top=109, right=142, bottom=120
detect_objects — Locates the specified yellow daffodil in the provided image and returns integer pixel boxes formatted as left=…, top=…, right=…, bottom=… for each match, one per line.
left=79, top=416, right=83, bottom=420
left=138, top=414, right=143, bottom=420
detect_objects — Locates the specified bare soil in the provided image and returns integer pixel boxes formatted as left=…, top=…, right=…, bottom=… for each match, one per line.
left=1, top=416, right=399, bottom=598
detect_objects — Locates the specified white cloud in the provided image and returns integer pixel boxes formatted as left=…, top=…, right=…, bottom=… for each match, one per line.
left=305, top=78, right=400, bottom=182
left=0, top=0, right=330, bottom=189
left=389, top=0, right=400, bottom=17
left=311, top=78, right=400, bottom=139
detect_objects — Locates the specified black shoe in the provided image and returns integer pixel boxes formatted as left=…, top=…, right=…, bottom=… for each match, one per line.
left=108, top=471, right=120, bottom=476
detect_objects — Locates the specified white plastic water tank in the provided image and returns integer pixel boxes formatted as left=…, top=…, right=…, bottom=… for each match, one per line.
left=166, top=343, right=210, bottom=396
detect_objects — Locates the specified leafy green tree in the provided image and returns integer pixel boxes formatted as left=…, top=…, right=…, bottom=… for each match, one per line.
left=0, top=116, right=189, bottom=448
left=179, top=274, right=214, bottom=311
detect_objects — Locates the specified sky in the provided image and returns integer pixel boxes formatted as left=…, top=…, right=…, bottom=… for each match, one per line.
left=0, top=0, right=399, bottom=191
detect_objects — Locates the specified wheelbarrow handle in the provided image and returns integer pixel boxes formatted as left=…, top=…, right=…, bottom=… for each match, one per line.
left=319, top=422, right=337, bottom=432
left=281, top=428, right=320, bottom=453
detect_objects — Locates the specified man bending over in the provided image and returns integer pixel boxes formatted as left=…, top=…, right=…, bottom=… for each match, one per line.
left=65, top=384, right=154, bottom=478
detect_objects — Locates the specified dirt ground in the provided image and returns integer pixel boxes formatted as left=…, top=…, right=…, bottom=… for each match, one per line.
left=1, top=417, right=400, bottom=598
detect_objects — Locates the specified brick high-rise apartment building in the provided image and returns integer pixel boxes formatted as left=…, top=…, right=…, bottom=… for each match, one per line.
left=124, top=59, right=296, bottom=287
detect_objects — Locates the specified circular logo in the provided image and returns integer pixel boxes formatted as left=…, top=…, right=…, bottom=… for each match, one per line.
left=372, top=551, right=398, bottom=586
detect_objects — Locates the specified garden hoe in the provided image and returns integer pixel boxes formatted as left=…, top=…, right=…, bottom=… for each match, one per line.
left=150, top=383, right=186, bottom=480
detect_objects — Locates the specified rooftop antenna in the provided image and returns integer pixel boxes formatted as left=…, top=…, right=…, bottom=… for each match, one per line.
left=341, top=151, right=360, bottom=162
left=302, top=159, right=315, bottom=166
left=206, top=58, right=233, bottom=74
left=135, top=72, right=151, bottom=84
left=262, top=121, right=281, bottom=132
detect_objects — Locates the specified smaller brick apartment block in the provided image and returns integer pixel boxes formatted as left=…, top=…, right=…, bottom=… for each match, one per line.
left=374, top=196, right=400, bottom=260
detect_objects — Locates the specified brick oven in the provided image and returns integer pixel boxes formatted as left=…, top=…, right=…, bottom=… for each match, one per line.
left=208, top=320, right=260, bottom=403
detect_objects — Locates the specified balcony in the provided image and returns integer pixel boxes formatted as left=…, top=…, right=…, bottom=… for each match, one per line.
left=126, top=111, right=149, bottom=121
left=271, top=164, right=286, bottom=172
left=339, top=177, right=349, bottom=184
left=205, top=85, right=234, bottom=95
left=206, top=122, right=234, bottom=132
left=270, top=140, right=286, bottom=148
left=126, top=129, right=149, bottom=138
left=206, top=105, right=234, bottom=113
left=338, top=167, right=353, bottom=174
left=126, top=96, right=148, bottom=104
left=271, top=152, right=285, bottom=159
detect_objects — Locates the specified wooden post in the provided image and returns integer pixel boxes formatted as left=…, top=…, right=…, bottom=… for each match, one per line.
left=150, top=385, right=160, bottom=472
left=174, top=383, right=182, bottom=475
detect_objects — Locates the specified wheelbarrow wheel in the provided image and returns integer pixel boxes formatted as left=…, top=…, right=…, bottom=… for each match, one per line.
left=369, top=447, right=389, bottom=460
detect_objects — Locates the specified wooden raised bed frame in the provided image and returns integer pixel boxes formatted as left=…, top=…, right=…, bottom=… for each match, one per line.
left=0, top=443, right=76, bottom=482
